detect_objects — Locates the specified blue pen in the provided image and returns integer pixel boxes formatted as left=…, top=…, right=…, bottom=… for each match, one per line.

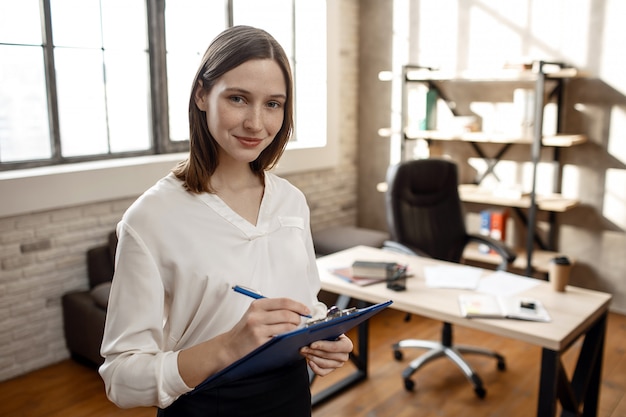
left=232, top=285, right=312, bottom=318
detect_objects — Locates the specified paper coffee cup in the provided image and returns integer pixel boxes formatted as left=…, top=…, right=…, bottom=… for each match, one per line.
left=549, top=256, right=571, bottom=292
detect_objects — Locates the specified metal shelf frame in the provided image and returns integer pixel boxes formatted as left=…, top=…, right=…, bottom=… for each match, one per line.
left=396, top=61, right=578, bottom=276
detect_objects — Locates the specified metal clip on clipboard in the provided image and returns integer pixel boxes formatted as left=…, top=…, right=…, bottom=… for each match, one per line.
left=305, top=305, right=358, bottom=327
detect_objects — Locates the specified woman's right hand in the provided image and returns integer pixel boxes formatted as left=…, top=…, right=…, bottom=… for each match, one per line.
left=177, top=297, right=310, bottom=388
left=226, top=297, right=311, bottom=357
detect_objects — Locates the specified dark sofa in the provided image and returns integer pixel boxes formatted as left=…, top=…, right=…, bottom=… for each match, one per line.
left=62, top=231, right=117, bottom=367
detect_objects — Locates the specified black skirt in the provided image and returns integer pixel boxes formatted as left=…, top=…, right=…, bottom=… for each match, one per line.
left=156, top=359, right=312, bottom=417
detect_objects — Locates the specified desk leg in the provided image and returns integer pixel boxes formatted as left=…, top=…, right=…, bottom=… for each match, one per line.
left=574, top=311, right=606, bottom=417
left=536, top=311, right=607, bottom=417
left=538, top=349, right=559, bottom=416
left=311, top=299, right=369, bottom=406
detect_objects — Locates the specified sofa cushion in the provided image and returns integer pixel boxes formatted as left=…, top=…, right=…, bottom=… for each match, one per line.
left=90, top=282, right=112, bottom=309
left=86, top=232, right=117, bottom=289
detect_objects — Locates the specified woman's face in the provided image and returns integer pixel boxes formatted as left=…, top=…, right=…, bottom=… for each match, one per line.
left=195, top=59, right=287, bottom=166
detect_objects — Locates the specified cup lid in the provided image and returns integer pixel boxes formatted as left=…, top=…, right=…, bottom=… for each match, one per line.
left=551, top=256, right=571, bottom=265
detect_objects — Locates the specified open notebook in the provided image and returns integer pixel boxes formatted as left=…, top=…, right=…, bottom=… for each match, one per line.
left=458, top=294, right=551, bottom=322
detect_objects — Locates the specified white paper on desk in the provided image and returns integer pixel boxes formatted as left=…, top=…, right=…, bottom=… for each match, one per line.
left=475, top=271, right=540, bottom=297
left=424, top=264, right=483, bottom=289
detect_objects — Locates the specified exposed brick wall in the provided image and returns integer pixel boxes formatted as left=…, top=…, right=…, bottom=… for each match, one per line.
left=0, top=198, right=135, bottom=381
left=0, top=0, right=360, bottom=382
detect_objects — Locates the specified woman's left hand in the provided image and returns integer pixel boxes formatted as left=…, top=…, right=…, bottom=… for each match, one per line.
left=300, top=334, right=353, bottom=376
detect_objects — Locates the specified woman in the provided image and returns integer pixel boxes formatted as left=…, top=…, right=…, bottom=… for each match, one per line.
left=99, top=25, right=353, bottom=416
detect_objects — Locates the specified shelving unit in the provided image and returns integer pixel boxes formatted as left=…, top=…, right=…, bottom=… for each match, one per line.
left=393, top=62, right=586, bottom=275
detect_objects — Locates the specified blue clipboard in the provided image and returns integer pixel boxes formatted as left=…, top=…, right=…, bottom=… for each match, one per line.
left=192, top=299, right=393, bottom=392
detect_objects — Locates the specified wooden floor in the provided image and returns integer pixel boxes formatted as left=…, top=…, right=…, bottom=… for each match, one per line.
left=1, top=308, right=626, bottom=417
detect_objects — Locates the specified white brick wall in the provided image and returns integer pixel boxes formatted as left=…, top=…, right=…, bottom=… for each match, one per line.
left=0, top=198, right=135, bottom=381
left=0, top=0, right=360, bottom=382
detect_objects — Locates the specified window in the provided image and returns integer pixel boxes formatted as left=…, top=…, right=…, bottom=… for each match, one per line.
left=0, top=0, right=151, bottom=166
left=0, top=0, right=330, bottom=170
left=0, top=0, right=51, bottom=162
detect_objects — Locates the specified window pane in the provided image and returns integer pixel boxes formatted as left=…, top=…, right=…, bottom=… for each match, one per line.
left=50, top=0, right=102, bottom=48
left=0, top=0, right=42, bottom=45
left=165, top=0, right=225, bottom=141
left=101, top=0, right=151, bottom=152
left=105, top=50, right=152, bottom=152
left=232, top=0, right=293, bottom=55
left=166, top=52, right=204, bottom=141
left=0, top=45, right=51, bottom=162
left=165, top=0, right=225, bottom=55
left=101, top=0, right=147, bottom=50
left=55, top=48, right=108, bottom=157
left=293, top=1, right=326, bottom=147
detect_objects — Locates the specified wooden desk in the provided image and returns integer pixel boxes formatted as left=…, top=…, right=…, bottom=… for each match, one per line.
left=315, top=246, right=612, bottom=417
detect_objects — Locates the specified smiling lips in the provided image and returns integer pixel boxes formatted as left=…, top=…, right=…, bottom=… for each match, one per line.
left=236, top=136, right=264, bottom=147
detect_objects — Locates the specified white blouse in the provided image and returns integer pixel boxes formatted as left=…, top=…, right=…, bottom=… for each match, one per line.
left=99, top=172, right=326, bottom=408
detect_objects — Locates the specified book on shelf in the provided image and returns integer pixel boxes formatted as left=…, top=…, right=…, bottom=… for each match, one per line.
left=477, top=209, right=509, bottom=254
left=458, top=294, right=551, bottom=322
left=489, top=209, right=508, bottom=254
left=478, top=210, right=491, bottom=254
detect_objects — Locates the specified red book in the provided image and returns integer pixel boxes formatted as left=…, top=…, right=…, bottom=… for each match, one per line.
left=489, top=209, right=508, bottom=253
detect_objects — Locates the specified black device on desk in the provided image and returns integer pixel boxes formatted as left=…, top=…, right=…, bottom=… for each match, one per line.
left=386, top=264, right=408, bottom=291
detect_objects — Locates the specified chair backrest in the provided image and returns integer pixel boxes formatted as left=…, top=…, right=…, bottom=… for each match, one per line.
left=385, top=158, right=469, bottom=263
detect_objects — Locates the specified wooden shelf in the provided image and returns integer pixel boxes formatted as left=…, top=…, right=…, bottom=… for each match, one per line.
left=462, top=241, right=573, bottom=274
left=404, top=130, right=587, bottom=147
left=395, top=62, right=583, bottom=275
left=542, top=135, right=588, bottom=147
left=459, top=184, right=579, bottom=212
left=404, top=67, right=585, bottom=83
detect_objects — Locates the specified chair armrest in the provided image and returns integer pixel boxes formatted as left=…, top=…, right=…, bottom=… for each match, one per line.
left=467, top=234, right=517, bottom=270
left=382, top=240, right=431, bottom=258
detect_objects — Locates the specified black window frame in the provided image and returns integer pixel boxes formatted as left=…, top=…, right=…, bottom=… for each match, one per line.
left=0, top=0, right=315, bottom=173
left=0, top=0, right=190, bottom=171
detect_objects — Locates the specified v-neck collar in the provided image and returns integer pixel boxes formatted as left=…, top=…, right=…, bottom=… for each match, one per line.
left=197, top=174, right=272, bottom=238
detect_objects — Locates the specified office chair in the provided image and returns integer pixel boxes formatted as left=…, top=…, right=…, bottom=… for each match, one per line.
left=384, top=158, right=517, bottom=398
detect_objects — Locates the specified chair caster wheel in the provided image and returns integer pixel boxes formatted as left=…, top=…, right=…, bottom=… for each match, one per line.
left=404, top=378, right=415, bottom=392
left=474, top=386, right=486, bottom=399
left=394, top=350, right=403, bottom=361
left=497, top=358, right=506, bottom=371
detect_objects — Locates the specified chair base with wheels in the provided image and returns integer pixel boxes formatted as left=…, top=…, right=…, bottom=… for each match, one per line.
left=392, top=322, right=506, bottom=398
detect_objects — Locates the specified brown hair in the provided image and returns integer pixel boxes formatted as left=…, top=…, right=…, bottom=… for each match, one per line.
left=172, top=25, right=294, bottom=193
